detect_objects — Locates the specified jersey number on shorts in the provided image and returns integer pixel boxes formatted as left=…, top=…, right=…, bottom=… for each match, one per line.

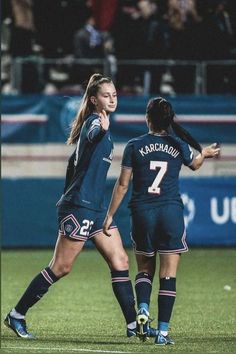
left=80, top=220, right=94, bottom=236
left=148, top=161, right=168, bottom=194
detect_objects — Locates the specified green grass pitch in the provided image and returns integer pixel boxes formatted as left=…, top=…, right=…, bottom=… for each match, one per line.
left=1, top=248, right=236, bottom=353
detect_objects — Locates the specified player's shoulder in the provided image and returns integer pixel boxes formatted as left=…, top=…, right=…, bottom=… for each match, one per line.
left=166, top=134, right=187, bottom=148
left=84, top=113, right=101, bottom=133
left=126, top=134, right=148, bottom=146
left=86, top=113, right=99, bottom=123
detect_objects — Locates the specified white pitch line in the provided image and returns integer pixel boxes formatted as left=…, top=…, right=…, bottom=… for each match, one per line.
left=1, top=347, right=135, bottom=354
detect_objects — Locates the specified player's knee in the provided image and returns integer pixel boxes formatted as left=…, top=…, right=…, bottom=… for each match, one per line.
left=113, top=252, right=129, bottom=270
left=53, top=263, right=72, bottom=278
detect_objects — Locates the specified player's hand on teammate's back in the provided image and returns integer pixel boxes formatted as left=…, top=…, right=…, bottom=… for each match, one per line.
left=99, top=109, right=109, bottom=131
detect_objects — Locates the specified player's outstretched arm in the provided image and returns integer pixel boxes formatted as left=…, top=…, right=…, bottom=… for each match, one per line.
left=189, top=143, right=220, bottom=171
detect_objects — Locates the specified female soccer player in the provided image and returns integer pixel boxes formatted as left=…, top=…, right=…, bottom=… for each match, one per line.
left=103, top=97, right=220, bottom=345
left=4, top=74, right=156, bottom=339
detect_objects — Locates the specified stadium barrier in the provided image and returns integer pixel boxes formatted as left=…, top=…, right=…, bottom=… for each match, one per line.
left=10, top=57, right=236, bottom=95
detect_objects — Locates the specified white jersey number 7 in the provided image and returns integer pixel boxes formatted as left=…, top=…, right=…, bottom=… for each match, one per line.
left=148, top=161, right=168, bottom=194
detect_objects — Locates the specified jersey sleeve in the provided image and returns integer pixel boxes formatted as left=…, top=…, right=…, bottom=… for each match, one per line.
left=63, top=150, right=76, bottom=193
left=178, top=139, right=194, bottom=166
left=87, top=117, right=106, bottom=142
left=121, top=141, right=133, bottom=169
left=171, top=135, right=193, bottom=165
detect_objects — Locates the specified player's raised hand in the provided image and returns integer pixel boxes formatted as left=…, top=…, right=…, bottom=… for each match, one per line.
left=103, top=215, right=113, bottom=237
left=202, top=143, right=220, bottom=158
left=99, top=109, right=109, bottom=131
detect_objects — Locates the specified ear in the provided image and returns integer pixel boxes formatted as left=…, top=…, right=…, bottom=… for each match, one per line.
left=90, top=96, right=97, bottom=105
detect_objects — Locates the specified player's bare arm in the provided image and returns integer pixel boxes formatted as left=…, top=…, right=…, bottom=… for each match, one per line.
left=103, top=168, right=132, bottom=236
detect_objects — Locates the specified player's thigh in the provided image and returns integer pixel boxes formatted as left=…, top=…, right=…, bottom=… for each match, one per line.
left=51, top=204, right=95, bottom=274
left=159, top=253, right=180, bottom=278
left=91, top=215, right=128, bottom=270
left=131, top=208, right=160, bottom=257
left=158, top=204, right=188, bottom=254
left=50, top=233, right=85, bottom=275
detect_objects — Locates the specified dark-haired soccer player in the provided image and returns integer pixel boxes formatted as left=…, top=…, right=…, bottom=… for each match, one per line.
left=103, top=97, right=220, bottom=345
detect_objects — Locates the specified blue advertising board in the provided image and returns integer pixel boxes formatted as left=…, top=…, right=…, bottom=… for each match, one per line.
left=2, top=94, right=236, bottom=144
left=2, top=177, right=236, bottom=248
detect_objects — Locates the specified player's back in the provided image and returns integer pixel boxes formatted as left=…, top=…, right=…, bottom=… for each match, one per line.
left=122, top=133, right=193, bottom=210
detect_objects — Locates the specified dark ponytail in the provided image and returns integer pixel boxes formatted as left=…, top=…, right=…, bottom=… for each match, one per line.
left=146, top=97, right=202, bottom=153
left=170, top=121, right=202, bottom=153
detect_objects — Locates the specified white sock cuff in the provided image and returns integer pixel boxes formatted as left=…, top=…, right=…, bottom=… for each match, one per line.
left=10, top=308, right=25, bottom=319
left=160, top=330, right=168, bottom=336
left=127, top=321, right=136, bottom=330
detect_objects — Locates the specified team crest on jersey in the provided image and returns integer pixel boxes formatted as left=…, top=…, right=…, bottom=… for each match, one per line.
left=65, top=224, right=73, bottom=233
left=181, top=193, right=195, bottom=228
left=59, top=214, right=89, bottom=241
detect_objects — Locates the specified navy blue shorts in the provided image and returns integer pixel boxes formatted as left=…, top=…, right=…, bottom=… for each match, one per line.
left=131, top=203, right=188, bottom=256
left=57, top=202, right=117, bottom=242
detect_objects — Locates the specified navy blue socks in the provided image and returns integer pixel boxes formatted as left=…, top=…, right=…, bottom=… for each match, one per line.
left=135, top=272, right=153, bottom=312
left=15, top=267, right=58, bottom=315
left=158, top=277, right=176, bottom=333
left=111, top=270, right=136, bottom=324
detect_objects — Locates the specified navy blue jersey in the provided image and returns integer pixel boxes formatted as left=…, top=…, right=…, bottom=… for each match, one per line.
left=58, top=113, right=113, bottom=211
left=122, top=133, right=193, bottom=210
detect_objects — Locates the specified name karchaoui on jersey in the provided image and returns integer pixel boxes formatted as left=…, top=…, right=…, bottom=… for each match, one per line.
left=139, top=143, right=180, bottom=158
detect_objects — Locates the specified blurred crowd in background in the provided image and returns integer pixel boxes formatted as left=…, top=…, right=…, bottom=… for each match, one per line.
left=1, top=0, right=236, bottom=95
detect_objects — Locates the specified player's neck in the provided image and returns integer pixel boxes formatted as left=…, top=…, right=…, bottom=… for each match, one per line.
left=93, top=110, right=110, bottom=117
left=149, top=129, right=167, bottom=136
